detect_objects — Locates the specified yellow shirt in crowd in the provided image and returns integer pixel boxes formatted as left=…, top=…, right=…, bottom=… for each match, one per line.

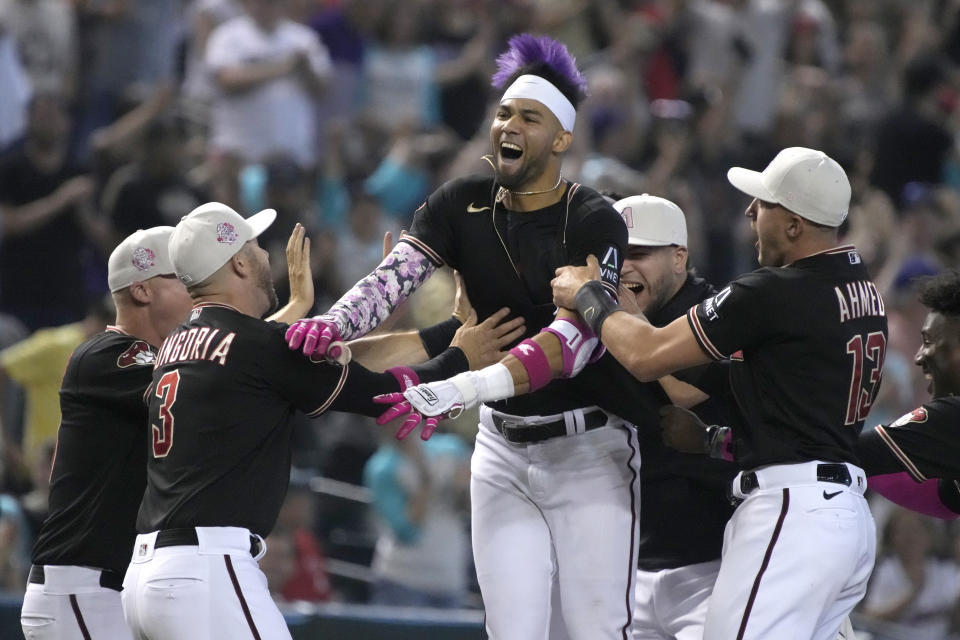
left=0, top=323, right=86, bottom=466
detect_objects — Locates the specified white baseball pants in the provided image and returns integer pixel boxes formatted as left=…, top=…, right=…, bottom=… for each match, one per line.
left=471, top=406, right=641, bottom=640
left=704, top=461, right=875, bottom=640
left=632, top=559, right=721, bottom=640
left=21, top=566, right=132, bottom=640
left=122, top=527, right=289, bottom=640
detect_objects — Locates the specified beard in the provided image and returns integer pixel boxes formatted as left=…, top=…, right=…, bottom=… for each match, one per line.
left=255, top=259, right=279, bottom=317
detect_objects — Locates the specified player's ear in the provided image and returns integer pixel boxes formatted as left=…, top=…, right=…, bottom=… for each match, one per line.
left=785, top=213, right=804, bottom=239
left=672, top=246, right=688, bottom=274
left=230, top=249, right=249, bottom=277
left=128, top=281, right=151, bottom=304
left=552, top=130, right=572, bottom=153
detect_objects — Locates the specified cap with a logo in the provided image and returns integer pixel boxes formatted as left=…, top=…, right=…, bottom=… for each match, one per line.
left=726, top=147, right=851, bottom=227
left=614, top=194, right=687, bottom=247
left=169, top=202, right=276, bottom=285
left=108, top=226, right=176, bottom=292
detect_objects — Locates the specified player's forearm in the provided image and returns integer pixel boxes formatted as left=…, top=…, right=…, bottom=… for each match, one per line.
left=323, top=242, right=437, bottom=340
left=349, top=331, right=427, bottom=371
left=575, top=281, right=708, bottom=381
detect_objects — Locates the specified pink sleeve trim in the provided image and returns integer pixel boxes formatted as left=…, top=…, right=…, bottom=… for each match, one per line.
left=869, top=472, right=959, bottom=520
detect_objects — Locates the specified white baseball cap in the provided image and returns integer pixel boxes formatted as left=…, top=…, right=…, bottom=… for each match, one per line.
left=168, top=202, right=276, bottom=286
left=727, top=147, right=851, bottom=227
left=107, top=226, right=176, bottom=292
left=614, top=194, right=687, bottom=247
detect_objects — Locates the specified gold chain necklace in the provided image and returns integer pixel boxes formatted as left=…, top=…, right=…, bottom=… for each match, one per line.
left=496, top=174, right=564, bottom=202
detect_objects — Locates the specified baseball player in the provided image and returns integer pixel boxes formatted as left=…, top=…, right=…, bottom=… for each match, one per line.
left=287, top=35, right=643, bottom=640
left=19, top=226, right=193, bottom=640
left=854, top=269, right=960, bottom=517
left=399, top=147, right=887, bottom=640
left=613, top=195, right=738, bottom=640
left=19, top=222, right=318, bottom=640
left=120, top=202, right=512, bottom=640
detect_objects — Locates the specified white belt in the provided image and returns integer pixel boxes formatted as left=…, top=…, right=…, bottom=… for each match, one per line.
left=732, top=461, right=867, bottom=500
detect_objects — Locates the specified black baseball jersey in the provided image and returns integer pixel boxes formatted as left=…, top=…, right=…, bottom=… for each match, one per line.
left=404, top=174, right=628, bottom=417
left=137, top=303, right=467, bottom=537
left=687, top=246, right=888, bottom=469
left=857, top=397, right=960, bottom=480
left=32, top=328, right=156, bottom=575
left=634, top=274, right=737, bottom=571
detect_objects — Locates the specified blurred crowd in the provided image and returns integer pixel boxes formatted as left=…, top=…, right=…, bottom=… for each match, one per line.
left=1, top=0, right=960, bottom=636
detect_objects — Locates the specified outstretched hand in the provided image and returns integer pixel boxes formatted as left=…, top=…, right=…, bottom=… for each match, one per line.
left=552, top=254, right=602, bottom=310
left=286, top=223, right=314, bottom=311
left=373, top=378, right=469, bottom=440
left=452, top=307, right=525, bottom=369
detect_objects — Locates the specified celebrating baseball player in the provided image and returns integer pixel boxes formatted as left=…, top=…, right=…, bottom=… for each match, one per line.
left=853, top=269, right=960, bottom=517
left=287, top=34, right=644, bottom=639
left=121, top=202, right=516, bottom=640
left=20, top=222, right=320, bottom=640
left=395, top=147, right=887, bottom=640
left=19, top=227, right=192, bottom=640
left=611, top=195, right=738, bottom=640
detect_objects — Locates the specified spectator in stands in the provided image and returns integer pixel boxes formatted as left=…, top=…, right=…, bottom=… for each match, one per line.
left=267, top=482, right=333, bottom=604
left=363, top=431, right=471, bottom=608
left=0, top=11, right=30, bottom=150
left=0, top=0, right=77, bottom=99
left=0, top=296, right=113, bottom=473
left=0, top=94, right=108, bottom=330
left=205, top=0, right=331, bottom=204
left=870, top=55, right=955, bottom=207
left=862, top=508, right=960, bottom=640
left=101, top=118, right=209, bottom=241
left=0, top=489, right=30, bottom=593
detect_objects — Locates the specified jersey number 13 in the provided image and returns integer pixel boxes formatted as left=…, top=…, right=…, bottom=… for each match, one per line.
left=844, top=332, right=885, bottom=426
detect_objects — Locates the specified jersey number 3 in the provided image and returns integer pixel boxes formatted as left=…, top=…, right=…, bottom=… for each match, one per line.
left=153, top=370, right=180, bottom=458
left=844, top=332, right=886, bottom=425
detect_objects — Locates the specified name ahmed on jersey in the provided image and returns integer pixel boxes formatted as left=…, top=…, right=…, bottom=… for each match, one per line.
left=835, top=280, right=885, bottom=322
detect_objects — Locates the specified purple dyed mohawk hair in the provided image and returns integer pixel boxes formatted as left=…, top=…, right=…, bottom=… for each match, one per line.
left=491, top=33, right=588, bottom=96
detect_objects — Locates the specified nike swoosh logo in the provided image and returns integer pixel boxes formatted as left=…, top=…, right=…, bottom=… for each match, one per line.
left=823, top=490, right=843, bottom=500
left=467, top=202, right=491, bottom=213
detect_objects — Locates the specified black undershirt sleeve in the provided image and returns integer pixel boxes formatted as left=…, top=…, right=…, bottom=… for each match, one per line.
left=418, top=317, right=462, bottom=359
left=327, top=347, right=469, bottom=417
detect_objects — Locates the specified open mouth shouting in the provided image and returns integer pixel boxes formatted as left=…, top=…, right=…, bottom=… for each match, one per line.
left=500, top=141, right=523, bottom=162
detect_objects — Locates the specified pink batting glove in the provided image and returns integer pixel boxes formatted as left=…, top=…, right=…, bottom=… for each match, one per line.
left=285, top=317, right=344, bottom=360
left=373, top=393, right=440, bottom=440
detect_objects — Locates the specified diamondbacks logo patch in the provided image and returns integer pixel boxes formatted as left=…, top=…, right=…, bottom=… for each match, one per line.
left=117, top=340, right=155, bottom=368
left=891, top=406, right=928, bottom=427
left=216, top=222, right=238, bottom=244
left=132, top=246, right=156, bottom=271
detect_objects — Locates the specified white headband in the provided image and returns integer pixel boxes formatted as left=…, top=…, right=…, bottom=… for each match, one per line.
left=501, top=74, right=576, bottom=132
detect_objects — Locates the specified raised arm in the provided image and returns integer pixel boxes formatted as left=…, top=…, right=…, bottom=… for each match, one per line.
left=285, top=239, right=438, bottom=361
left=267, top=224, right=315, bottom=324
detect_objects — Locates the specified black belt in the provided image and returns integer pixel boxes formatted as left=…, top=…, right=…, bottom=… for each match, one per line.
left=28, top=564, right=124, bottom=592
left=739, top=463, right=852, bottom=496
left=154, top=528, right=261, bottom=557
left=491, top=410, right=608, bottom=444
